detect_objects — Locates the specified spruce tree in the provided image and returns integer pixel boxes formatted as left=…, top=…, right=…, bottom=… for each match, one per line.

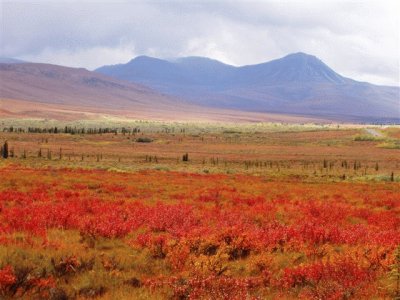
left=2, top=141, right=9, bottom=159
left=182, top=153, right=189, bottom=162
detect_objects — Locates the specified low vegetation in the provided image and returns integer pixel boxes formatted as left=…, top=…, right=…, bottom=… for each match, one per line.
left=0, top=120, right=399, bottom=299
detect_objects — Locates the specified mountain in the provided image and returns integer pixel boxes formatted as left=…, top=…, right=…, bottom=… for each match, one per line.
left=0, top=62, right=325, bottom=122
left=0, top=62, right=195, bottom=120
left=235, top=53, right=348, bottom=84
left=96, top=55, right=236, bottom=88
left=0, top=63, right=182, bottom=108
left=96, top=52, right=400, bottom=121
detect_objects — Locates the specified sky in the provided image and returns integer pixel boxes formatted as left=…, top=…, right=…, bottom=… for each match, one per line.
left=1, top=0, right=399, bottom=86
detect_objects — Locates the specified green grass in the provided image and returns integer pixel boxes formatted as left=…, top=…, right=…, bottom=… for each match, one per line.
left=378, top=141, right=400, bottom=149
left=0, top=117, right=360, bottom=135
left=353, top=135, right=384, bottom=142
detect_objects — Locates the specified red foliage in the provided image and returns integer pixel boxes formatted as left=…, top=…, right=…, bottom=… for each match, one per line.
left=280, top=257, right=375, bottom=299
left=0, top=167, right=399, bottom=298
left=0, top=265, right=16, bottom=292
left=145, top=275, right=264, bottom=300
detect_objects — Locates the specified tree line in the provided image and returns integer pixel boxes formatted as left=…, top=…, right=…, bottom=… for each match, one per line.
left=2, top=126, right=141, bottom=135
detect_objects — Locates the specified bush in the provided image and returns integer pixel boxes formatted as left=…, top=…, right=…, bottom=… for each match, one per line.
left=354, top=135, right=381, bottom=141
left=136, top=137, right=153, bottom=143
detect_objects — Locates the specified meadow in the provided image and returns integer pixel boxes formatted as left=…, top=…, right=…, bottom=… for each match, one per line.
left=0, top=120, right=399, bottom=299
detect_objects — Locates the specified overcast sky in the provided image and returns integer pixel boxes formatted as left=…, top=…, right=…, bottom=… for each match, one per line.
left=1, top=0, right=399, bottom=86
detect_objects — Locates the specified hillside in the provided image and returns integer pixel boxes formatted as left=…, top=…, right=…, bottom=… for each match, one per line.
left=0, top=63, right=182, bottom=109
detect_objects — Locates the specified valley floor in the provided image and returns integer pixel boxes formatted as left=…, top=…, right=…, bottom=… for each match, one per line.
left=0, top=121, right=399, bottom=299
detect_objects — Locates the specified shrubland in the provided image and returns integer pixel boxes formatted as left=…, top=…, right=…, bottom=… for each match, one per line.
left=0, top=120, right=399, bottom=299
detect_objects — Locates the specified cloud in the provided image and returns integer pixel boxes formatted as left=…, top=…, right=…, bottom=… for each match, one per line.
left=1, top=0, right=399, bottom=86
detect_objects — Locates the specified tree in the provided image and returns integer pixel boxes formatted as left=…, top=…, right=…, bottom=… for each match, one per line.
left=182, top=153, right=189, bottom=162
left=2, top=141, right=8, bottom=159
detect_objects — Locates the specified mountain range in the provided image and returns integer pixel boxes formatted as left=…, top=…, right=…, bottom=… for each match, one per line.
left=0, top=62, right=316, bottom=122
left=96, top=53, right=400, bottom=121
left=0, top=52, right=398, bottom=122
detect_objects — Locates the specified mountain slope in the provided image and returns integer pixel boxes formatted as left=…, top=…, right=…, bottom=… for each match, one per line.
left=96, top=55, right=236, bottom=88
left=0, top=62, right=329, bottom=122
left=234, top=53, right=349, bottom=85
left=0, top=62, right=182, bottom=109
left=96, top=53, right=400, bottom=121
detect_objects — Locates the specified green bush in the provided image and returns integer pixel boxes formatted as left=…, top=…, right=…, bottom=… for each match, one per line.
left=354, top=135, right=381, bottom=141
left=136, top=137, right=153, bottom=143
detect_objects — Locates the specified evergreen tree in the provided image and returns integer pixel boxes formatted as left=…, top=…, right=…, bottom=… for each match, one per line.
left=182, top=153, right=189, bottom=162
left=2, top=141, right=9, bottom=159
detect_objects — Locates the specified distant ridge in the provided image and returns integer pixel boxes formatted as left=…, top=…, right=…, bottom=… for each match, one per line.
left=0, top=62, right=331, bottom=123
left=0, top=57, right=27, bottom=64
left=96, top=52, right=400, bottom=121
left=0, top=62, right=183, bottom=109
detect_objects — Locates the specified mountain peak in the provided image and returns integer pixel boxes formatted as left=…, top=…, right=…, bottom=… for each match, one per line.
left=279, top=52, right=322, bottom=65
left=285, top=52, right=317, bottom=58
left=262, top=52, right=347, bottom=84
left=128, top=55, right=165, bottom=64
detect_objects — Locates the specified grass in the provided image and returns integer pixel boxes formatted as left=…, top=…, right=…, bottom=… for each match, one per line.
left=0, top=117, right=357, bottom=135
left=353, top=134, right=384, bottom=141
left=1, top=122, right=399, bottom=181
left=378, top=141, right=400, bottom=149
